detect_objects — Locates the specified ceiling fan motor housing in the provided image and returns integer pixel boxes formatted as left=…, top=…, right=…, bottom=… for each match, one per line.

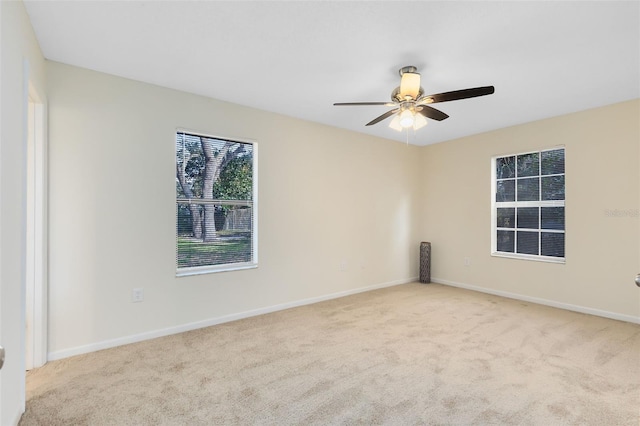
left=392, top=86, right=424, bottom=103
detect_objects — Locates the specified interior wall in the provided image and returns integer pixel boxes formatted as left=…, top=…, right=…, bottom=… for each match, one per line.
left=46, top=61, right=422, bottom=358
left=418, top=99, right=640, bottom=320
left=0, top=1, right=46, bottom=424
left=40, top=47, right=640, bottom=362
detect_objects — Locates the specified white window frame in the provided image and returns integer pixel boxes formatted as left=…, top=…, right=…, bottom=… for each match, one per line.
left=491, top=146, right=565, bottom=264
left=175, top=129, right=258, bottom=277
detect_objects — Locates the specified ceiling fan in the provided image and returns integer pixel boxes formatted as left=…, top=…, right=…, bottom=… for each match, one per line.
left=334, top=66, right=494, bottom=131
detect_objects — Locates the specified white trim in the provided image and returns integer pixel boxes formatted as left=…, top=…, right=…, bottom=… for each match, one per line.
left=493, top=145, right=566, bottom=160
left=17, top=57, right=29, bottom=419
left=25, top=96, right=35, bottom=370
left=31, top=89, right=47, bottom=368
left=432, top=277, right=640, bottom=324
left=24, top=82, right=47, bottom=370
left=491, top=251, right=565, bottom=264
left=48, top=277, right=418, bottom=361
left=175, top=128, right=257, bottom=146
left=252, top=142, right=258, bottom=264
left=176, top=263, right=257, bottom=277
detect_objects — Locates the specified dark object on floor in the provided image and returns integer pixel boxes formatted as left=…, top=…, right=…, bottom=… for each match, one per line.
left=420, top=242, right=431, bottom=283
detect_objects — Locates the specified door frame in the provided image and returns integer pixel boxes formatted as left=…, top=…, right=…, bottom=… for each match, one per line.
left=24, top=81, right=47, bottom=371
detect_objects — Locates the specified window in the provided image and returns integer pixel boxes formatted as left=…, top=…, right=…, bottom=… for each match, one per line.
left=176, top=131, right=257, bottom=275
left=492, top=147, right=565, bottom=262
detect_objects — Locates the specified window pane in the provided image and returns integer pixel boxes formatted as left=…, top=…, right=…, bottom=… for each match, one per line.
left=541, top=207, right=564, bottom=230
left=497, top=208, right=515, bottom=228
left=497, top=230, right=515, bottom=252
left=541, top=232, right=565, bottom=257
left=517, top=207, right=539, bottom=229
left=496, top=180, right=515, bottom=202
left=541, top=175, right=565, bottom=200
left=517, top=177, right=539, bottom=201
left=176, top=202, right=253, bottom=268
left=517, top=231, right=539, bottom=255
left=496, top=156, right=515, bottom=179
left=541, top=149, right=564, bottom=175
left=517, top=152, right=539, bottom=177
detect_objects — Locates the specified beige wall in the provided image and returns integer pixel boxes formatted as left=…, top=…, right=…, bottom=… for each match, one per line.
left=0, top=1, right=47, bottom=424
left=46, top=62, right=423, bottom=358
left=419, top=99, right=640, bottom=319
left=45, top=60, right=640, bottom=360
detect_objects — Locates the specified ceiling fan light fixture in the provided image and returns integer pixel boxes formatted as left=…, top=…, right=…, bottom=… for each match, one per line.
left=399, top=109, right=415, bottom=128
left=399, top=72, right=421, bottom=99
left=413, top=113, right=428, bottom=130
left=389, top=110, right=427, bottom=132
left=389, top=115, right=403, bottom=131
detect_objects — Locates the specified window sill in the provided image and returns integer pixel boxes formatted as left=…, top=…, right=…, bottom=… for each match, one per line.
left=176, top=262, right=258, bottom=277
left=491, top=252, right=565, bottom=264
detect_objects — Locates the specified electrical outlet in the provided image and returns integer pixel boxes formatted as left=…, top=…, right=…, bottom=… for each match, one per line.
left=339, top=260, right=348, bottom=271
left=464, top=257, right=471, bottom=267
left=132, top=288, right=144, bottom=303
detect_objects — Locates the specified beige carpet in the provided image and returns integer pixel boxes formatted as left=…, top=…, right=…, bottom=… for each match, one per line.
left=20, top=283, right=640, bottom=425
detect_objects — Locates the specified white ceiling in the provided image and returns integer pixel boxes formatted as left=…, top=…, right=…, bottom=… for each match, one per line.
left=23, top=1, right=640, bottom=146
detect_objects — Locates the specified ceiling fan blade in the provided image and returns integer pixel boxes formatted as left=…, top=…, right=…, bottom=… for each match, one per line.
left=365, top=108, right=399, bottom=126
left=334, top=102, right=395, bottom=106
left=400, top=72, right=421, bottom=99
left=417, top=105, right=449, bottom=121
left=423, top=86, right=495, bottom=104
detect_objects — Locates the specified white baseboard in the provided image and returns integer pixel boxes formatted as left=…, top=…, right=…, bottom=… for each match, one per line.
left=432, top=277, right=640, bottom=324
left=48, top=277, right=418, bottom=361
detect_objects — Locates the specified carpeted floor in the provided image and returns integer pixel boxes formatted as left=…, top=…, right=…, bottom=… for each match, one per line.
left=20, top=283, right=640, bottom=425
